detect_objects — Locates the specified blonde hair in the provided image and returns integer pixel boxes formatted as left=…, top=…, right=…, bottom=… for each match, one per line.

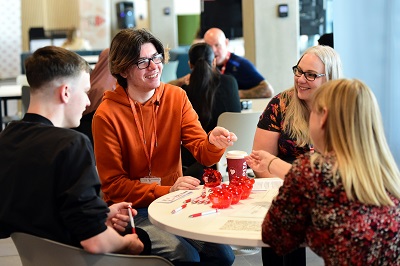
left=282, top=45, right=343, bottom=147
left=312, top=79, right=400, bottom=206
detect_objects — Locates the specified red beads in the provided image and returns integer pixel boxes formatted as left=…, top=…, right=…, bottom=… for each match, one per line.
left=229, top=174, right=254, bottom=200
left=208, top=186, right=232, bottom=208
left=204, top=169, right=256, bottom=208
left=202, top=168, right=222, bottom=188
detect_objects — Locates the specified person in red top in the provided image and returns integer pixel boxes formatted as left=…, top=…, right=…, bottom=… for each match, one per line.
left=248, top=79, right=400, bottom=265
left=92, top=28, right=237, bottom=265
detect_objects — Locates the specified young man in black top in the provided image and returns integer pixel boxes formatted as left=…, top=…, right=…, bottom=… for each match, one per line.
left=0, top=46, right=149, bottom=255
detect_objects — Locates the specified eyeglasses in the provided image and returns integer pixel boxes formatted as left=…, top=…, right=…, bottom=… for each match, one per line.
left=135, top=54, right=163, bottom=69
left=292, top=66, right=326, bottom=81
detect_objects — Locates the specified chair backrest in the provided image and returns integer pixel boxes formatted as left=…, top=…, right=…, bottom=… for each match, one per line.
left=216, top=111, right=262, bottom=180
left=11, top=232, right=173, bottom=266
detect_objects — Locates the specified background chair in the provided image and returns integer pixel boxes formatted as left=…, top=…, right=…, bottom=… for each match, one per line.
left=11, top=232, right=173, bottom=266
left=216, top=111, right=262, bottom=180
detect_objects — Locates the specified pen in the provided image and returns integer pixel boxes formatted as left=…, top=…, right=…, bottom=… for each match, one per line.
left=189, top=209, right=218, bottom=218
left=171, top=204, right=187, bottom=214
left=128, top=205, right=136, bottom=234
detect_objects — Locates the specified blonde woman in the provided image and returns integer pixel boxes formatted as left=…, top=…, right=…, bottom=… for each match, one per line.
left=250, top=79, right=400, bottom=264
left=252, top=45, right=343, bottom=179
left=250, top=45, right=343, bottom=265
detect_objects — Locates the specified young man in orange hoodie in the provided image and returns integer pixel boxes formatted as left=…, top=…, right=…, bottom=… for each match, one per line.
left=93, top=28, right=237, bottom=265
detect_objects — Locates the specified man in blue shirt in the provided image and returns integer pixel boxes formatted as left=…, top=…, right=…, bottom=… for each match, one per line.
left=204, top=28, right=274, bottom=99
left=170, top=28, right=274, bottom=99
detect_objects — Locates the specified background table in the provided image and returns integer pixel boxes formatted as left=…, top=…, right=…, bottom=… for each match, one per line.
left=148, top=178, right=283, bottom=247
left=0, top=85, right=22, bottom=130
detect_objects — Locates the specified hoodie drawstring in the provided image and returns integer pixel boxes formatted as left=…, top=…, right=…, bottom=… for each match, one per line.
left=127, top=94, right=159, bottom=177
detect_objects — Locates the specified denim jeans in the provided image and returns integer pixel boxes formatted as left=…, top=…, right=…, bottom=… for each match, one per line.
left=135, top=208, right=235, bottom=265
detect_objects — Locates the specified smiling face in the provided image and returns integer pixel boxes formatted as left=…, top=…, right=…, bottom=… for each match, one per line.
left=294, top=53, right=327, bottom=106
left=123, top=43, right=163, bottom=100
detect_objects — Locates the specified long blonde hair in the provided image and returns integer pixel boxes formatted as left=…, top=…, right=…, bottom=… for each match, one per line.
left=282, top=45, right=343, bottom=146
left=312, top=79, right=400, bottom=206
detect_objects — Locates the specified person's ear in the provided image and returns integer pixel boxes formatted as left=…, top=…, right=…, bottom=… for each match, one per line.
left=320, top=108, right=328, bottom=129
left=225, top=38, right=229, bottom=47
left=120, top=71, right=128, bottom=78
left=188, top=61, right=193, bottom=70
left=59, top=84, right=70, bottom=104
left=212, top=58, right=217, bottom=68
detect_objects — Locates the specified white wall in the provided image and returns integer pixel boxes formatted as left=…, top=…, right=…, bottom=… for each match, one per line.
left=243, top=0, right=299, bottom=94
left=174, top=0, right=200, bottom=15
left=0, top=0, right=21, bottom=79
left=79, top=0, right=111, bottom=49
left=333, top=0, right=400, bottom=165
left=149, top=0, right=178, bottom=48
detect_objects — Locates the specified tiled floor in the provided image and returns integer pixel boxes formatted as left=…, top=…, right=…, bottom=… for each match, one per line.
left=232, top=247, right=324, bottom=266
left=0, top=236, right=323, bottom=266
left=0, top=238, right=22, bottom=266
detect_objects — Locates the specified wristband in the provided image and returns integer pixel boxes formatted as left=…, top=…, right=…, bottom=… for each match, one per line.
left=267, top=157, right=279, bottom=174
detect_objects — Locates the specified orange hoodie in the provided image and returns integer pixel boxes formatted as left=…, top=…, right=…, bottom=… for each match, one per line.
left=93, top=83, right=224, bottom=208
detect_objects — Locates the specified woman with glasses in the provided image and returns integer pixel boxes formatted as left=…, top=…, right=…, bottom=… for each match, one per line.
left=92, top=28, right=236, bottom=265
left=250, top=45, right=343, bottom=266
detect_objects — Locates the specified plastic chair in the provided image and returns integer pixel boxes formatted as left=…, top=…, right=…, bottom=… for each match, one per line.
left=216, top=111, right=262, bottom=180
left=11, top=232, right=173, bottom=266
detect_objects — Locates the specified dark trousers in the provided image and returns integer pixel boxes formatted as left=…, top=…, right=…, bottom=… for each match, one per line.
left=262, top=247, right=306, bottom=266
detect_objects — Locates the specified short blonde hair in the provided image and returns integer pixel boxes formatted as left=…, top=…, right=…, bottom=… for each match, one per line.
left=312, top=79, right=400, bottom=206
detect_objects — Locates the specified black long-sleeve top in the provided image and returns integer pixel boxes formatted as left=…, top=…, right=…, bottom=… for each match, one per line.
left=0, top=114, right=109, bottom=247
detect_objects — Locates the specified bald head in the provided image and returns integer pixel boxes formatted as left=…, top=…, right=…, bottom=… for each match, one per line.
left=204, top=28, right=229, bottom=66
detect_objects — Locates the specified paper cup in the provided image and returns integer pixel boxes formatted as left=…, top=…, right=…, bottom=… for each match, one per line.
left=226, top=150, right=248, bottom=182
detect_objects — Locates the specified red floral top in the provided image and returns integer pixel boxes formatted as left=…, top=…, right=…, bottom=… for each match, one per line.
left=262, top=153, right=400, bottom=265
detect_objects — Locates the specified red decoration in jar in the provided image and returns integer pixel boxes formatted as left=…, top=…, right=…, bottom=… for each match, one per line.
left=227, top=184, right=243, bottom=204
left=229, top=174, right=254, bottom=200
left=202, top=168, right=222, bottom=187
left=208, top=187, right=232, bottom=208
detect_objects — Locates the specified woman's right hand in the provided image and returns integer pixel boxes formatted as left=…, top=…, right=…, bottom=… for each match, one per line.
left=246, top=150, right=274, bottom=173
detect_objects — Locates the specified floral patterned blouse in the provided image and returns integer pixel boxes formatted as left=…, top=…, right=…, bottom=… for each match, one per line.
left=262, top=153, right=400, bottom=265
left=257, top=93, right=310, bottom=163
